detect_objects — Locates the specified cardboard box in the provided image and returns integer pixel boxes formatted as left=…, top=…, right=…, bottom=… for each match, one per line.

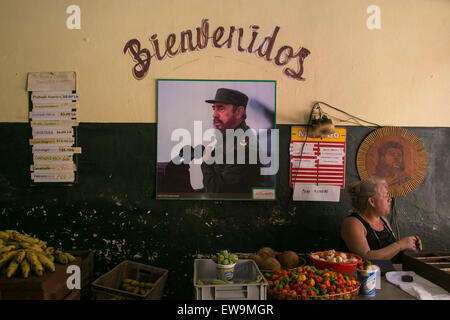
left=0, top=257, right=82, bottom=300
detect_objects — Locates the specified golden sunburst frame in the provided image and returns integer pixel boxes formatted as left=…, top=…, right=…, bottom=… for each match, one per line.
left=356, top=127, right=427, bottom=198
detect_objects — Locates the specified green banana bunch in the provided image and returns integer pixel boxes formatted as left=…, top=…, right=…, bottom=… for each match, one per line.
left=26, top=251, right=44, bottom=277
left=0, top=231, right=10, bottom=241
left=54, top=250, right=68, bottom=264
left=0, top=230, right=78, bottom=278
left=37, top=253, right=55, bottom=272
left=6, top=260, right=19, bottom=278
left=0, top=250, right=20, bottom=269
left=0, top=245, right=17, bottom=254
left=20, top=259, right=31, bottom=278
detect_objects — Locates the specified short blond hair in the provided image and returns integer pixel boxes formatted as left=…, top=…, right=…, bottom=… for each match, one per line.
left=346, top=177, right=388, bottom=212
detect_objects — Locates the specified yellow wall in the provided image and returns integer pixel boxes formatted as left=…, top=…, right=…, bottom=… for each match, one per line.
left=0, top=0, right=449, bottom=126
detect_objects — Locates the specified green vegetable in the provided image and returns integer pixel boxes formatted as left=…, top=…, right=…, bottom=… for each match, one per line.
left=212, top=279, right=233, bottom=285
left=211, top=250, right=239, bottom=265
left=363, top=260, right=372, bottom=267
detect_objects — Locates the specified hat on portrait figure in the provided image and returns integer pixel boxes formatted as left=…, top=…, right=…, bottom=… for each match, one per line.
left=205, top=88, right=249, bottom=107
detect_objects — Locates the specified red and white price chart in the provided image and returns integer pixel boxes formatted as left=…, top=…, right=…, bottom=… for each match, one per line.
left=290, top=126, right=346, bottom=188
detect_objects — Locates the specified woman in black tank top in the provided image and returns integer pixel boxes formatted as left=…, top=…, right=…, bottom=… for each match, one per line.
left=341, top=212, right=402, bottom=263
left=340, top=177, right=422, bottom=263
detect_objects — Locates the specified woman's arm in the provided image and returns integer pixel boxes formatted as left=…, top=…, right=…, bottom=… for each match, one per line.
left=379, top=217, right=423, bottom=251
left=341, top=217, right=404, bottom=260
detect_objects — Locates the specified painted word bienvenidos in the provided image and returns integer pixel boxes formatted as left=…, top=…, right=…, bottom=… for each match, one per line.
left=123, top=19, right=311, bottom=81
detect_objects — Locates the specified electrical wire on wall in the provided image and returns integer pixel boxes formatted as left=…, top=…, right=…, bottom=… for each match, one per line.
left=285, top=105, right=315, bottom=212
left=288, top=101, right=379, bottom=205
left=390, top=198, right=401, bottom=240
left=313, top=101, right=381, bottom=129
left=311, top=102, right=403, bottom=241
left=288, top=101, right=401, bottom=240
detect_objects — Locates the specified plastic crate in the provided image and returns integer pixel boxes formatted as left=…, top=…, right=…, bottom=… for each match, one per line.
left=91, top=260, right=168, bottom=300
left=194, top=259, right=267, bottom=300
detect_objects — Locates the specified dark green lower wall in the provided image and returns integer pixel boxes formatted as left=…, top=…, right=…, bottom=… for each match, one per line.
left=0, top=123, right=449, bottom=299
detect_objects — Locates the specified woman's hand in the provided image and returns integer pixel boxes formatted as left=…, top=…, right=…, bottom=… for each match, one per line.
left=414, top=235, right=423, bottom=251
left=398, top=235, right=422, bottom=251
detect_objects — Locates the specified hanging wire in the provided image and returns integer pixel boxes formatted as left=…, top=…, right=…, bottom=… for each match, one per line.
left=289, top=101, right=402, bottom=240
left=290, top=101, right=381, bottom=197
left=287, top=105, right=316, bottom=207
left=314, top=101, right=382, bottom=128
left=390, top=197, right=401, bottom=240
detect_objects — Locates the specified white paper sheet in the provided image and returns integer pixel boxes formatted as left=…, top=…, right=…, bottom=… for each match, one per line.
left=385, top=271, right=450, bottom=300
left=293, top=183, right=341, bottom=202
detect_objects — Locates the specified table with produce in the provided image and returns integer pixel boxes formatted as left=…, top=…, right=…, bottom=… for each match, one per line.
left=195, top=247, right=414, bottom=300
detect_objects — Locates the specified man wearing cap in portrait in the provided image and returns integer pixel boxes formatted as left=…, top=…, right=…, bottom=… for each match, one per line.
left=200, top=88, right=264, bottom=195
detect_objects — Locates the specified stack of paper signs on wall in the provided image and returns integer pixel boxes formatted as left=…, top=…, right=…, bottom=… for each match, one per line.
left=289, top=126, right=346, bottom=202
left=27, top=72, right=81, bottom=185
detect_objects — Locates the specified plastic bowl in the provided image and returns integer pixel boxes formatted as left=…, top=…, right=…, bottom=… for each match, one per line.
left=309, top=251, right=362, bottom=275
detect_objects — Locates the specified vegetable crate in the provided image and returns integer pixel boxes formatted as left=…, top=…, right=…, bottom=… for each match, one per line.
left=194, top=259, right=267, bottom=300
left=91, top=260, right=168, bottom=300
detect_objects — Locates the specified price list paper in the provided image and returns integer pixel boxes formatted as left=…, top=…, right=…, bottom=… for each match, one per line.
left=290, top=126, right=347, bottom=189
left=27, top=72, right=81, bottom=184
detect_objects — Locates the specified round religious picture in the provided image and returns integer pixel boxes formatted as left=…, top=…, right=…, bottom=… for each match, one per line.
left=356, top=127, right=427, bottom=197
